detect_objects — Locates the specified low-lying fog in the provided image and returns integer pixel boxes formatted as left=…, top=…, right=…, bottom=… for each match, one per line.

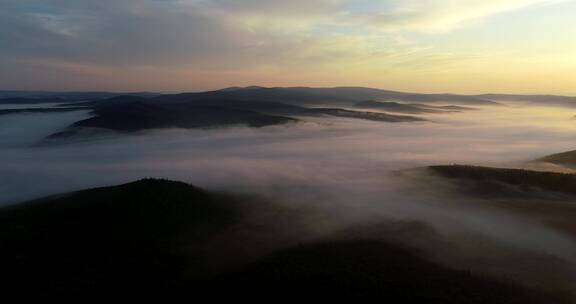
left=2, top=103, right=576, bottom=297
left=2, top=104, right=575, bottom=204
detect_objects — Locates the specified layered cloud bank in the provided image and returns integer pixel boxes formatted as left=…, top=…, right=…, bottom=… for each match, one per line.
left=2, top=0, right=576, bottom=93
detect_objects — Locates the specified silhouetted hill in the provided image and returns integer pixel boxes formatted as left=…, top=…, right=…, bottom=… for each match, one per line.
left=475, top=94, right=576, bottom=107
left=312, top=107, right=426, bottom=122
left=155, top=86, right=394, bottom=105
left=0, top=179, right=244, bottom=294
left=355, top=100, right=445, bottom=114
left=145, top=97, right=426, bottom=122
left=154, top=98, right=427, bottom=121
left=155, top=86, right=500, bottom=106
left=535, top=150, right=576, bottom=167
left=8, top=88, right=576, bottom=107
left=46, top=96, right=426, bottom=140
left=429, top=165, right=576, bottom=197
left=212, top=240, right=558, bottom=303
left=48, top=100, right=298, bottom=139
left=154, top=98, right=315, bottom=114
left=1, top=179, right=560, bottom=301
left=422, top=104, right=477, bottom=111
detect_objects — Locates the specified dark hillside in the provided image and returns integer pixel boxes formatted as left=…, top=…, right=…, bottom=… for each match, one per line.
left=0, top=179, right=242, bottom=293
left=429, top=165, right=576, bottom=197
left=535, top=150, right=576, bottom=167
left=48, top=101, right=298, bottom=139
left=211, top=240, right=560, bottom=303
left=0, top=179, right=564, bottom=302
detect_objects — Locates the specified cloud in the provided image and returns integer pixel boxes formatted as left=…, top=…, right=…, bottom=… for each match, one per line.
left=2, top=105, right=576, bottom=203
left=367, top=0, right=570, bottom=32
left=1, top=0, right=565, bottom=63
left=0, top=0, right=573, bottom=90
left=0, top=0, right=259, bottom=66
left=204, top=0, right=345, bottom=16
left=192, top=0, right=567, bottom=33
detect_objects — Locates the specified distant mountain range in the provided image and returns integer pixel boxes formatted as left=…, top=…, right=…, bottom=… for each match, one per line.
left=44, top=93, right=428, bottom=140
left=354, top=100, right=477, bottom=114
left=154, top=86, right=500, bottom=106
left=4, top=86, right=576, bottom=106
left=3, top=86, right=576, bottom=141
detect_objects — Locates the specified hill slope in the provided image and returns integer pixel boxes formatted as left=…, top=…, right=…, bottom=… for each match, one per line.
left=354, top=100, right=478, bottom=113
left=1, top=178, right=563, bottom=302
left=535, top=150, right=576, bottom=167
left=47, top=96, right=426, bottom=140
left=155, top=86, right=500, bottom=106
left=212, top=240, right=559, bottom=303
left=476, top=94, right=576, bottom=107
left=47, top=100, right=299, bottom=139
left=429, top=165, right=576, bottom=197
left=0, top=179, right=243, bottom=293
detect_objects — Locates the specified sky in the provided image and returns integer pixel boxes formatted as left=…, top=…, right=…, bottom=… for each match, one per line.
left=1, top=0, right=576, bottom=94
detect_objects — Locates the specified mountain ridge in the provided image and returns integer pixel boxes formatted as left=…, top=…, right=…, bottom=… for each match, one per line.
left=1, top=178, right=561, bottom=302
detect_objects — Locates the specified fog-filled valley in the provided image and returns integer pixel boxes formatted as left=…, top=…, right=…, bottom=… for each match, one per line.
left=2, top=100, right=576, bottom=203
left=2, top=89, right=576, bottom=301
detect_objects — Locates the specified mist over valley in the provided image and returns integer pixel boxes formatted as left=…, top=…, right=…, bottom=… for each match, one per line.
left=1, top=87, right=576, bottom=300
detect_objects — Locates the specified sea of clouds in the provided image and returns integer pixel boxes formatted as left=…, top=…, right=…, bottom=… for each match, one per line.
left=1, top=104, right=576, bottom=297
